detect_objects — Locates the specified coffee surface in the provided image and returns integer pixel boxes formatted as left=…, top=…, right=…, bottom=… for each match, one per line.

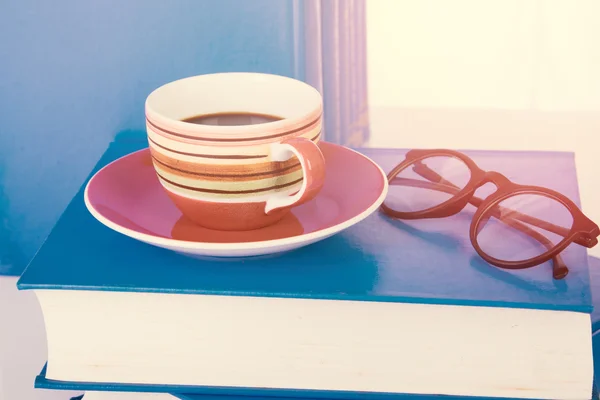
left=182, top=112, right=283, bottom=126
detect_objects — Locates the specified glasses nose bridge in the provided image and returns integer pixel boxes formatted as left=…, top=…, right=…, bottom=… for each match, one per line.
left=479, top=171, right=511, bottom=189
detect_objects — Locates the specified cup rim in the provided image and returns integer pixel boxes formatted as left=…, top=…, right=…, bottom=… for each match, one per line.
left=145, top=72, right=322, bottom=138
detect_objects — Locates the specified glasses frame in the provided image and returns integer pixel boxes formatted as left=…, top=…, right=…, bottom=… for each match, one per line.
left=380, top=149, right=599, bottom=279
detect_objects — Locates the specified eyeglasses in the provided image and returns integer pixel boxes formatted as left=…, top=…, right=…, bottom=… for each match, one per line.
left=380, top=149, right=599, bottom=279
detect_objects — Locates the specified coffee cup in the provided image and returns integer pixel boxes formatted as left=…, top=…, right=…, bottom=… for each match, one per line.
left=144, top=72, right=326, bottom=231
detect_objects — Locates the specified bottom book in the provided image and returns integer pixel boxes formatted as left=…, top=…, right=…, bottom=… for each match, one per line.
left=44, top=365, right=598, bottom=400
left=71, top=394, right=181, bottom=400
left=71, top=388, right=600, bottom=400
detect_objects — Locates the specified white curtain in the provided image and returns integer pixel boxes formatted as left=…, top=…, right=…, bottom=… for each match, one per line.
left=366, top=0, right=600, bottom=112
left=302, top=0, right=370, bottom=147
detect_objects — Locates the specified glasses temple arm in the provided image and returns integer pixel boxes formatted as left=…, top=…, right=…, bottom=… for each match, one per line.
left=391, top=177, right=568, bottom=279
left=411, top=163, right=586, bottom=245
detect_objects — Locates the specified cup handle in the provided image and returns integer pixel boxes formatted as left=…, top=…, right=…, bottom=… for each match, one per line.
left=264, top=137, right=326, bottom=215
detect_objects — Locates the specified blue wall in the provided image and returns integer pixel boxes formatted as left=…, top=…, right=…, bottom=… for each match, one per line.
left=0, top=0, right=300, bottom=275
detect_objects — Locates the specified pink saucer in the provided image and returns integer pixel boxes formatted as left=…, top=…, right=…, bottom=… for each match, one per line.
left=84, top=142, right=388, bottom=257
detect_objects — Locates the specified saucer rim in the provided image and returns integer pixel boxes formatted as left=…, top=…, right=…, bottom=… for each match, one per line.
left=83, top=143, right=389, bottom=252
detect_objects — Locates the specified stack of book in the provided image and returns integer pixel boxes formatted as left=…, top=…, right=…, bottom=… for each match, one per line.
left=16, top=135, right=598, bottom=399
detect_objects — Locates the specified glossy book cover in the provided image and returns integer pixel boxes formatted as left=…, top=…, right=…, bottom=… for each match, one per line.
left=17, top=133, right=592, bottom=312
left=36, top=363, right=595, bottom=400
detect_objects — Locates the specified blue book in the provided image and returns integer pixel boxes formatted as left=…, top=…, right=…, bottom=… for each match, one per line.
left=66, top=386, right=599, bottom=400
left=55, top=257, right=600, bottom=400
left=18, top=134, right=594, bottom=400
left=69, top=257, right=600, bottom=400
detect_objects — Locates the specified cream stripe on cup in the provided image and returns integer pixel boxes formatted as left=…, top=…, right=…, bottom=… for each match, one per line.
left=147, top=124, right=322, bottom=164
left=153, top=164, right=304, bottom=192
left=157, top=176, right=302, bottom=201
left=147, top=130, right=270, bottom=165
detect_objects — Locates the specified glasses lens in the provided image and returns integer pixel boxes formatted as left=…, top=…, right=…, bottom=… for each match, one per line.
left=386, top=155, right=471, bottom=213
left=475, top=193, right=574, bottom=262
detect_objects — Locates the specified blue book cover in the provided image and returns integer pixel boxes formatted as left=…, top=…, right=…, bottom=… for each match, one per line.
left=40, top=363, right=595, bottom=400
left=69, top=395, right=599, bottom=400
left=17, top=133, right=592, bottom=313
left=68, top=391, right=600, bottom=400
left=63, top=388, right=600, bottom=400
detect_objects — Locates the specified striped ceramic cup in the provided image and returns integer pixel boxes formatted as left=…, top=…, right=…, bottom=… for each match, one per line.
left=144, top=72, right=326, bottom=231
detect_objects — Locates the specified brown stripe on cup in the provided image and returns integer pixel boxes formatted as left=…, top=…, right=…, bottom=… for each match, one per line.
left=148, top=131, right=321, bottom=160
left=147, top=136, right=269, bottom=159
left=151, top=155, right=303, bottom=182
left=156, top=172, right=303, bottom=195
left=149, top=147, right=301, bottom=175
